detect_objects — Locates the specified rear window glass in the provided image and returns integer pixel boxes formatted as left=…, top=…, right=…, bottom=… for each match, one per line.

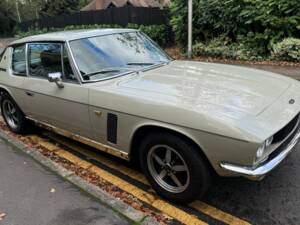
left=12, top=45, right=26, bottom=75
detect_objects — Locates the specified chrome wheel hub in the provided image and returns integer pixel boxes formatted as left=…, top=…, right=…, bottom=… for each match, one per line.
left=2, top=99, right=19, bottom=130
left=147, top=145, right=190, bottom=193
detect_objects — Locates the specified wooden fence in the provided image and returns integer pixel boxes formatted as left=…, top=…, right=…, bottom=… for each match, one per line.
left=20, top=6, right=169, bottom=32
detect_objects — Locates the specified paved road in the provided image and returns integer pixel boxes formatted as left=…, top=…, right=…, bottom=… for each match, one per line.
left=41, top=131, right=300, bottom=225
left=0, top=139, right=131, bottom=225
left=204, top=142, right=300, bottom=225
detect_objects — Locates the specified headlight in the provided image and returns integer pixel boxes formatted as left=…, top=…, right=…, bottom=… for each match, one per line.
left=256, top=136, right=273, bottom=160
left=256, top=143, right=266, bottom=158
left=266, top=136, right=273, bottom=147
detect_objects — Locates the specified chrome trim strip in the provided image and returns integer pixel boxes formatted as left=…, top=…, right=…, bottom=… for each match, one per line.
left=27, top=117, right=129, bottom=160
left=25, top=43, right=29, bottom=76
left=66, top=41, right=83, bottom=84
left=220, top=126, right=300, bottom=180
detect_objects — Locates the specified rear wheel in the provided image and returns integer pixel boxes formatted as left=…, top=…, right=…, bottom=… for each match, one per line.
left=139, top=132, right=211, bottom=203
left=1, top=93, right=28, bottom=134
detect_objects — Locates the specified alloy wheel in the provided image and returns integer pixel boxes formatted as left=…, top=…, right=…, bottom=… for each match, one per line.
left=2, top=99, right=19, bottom=130
left=147, top=145, right=190, bottom=193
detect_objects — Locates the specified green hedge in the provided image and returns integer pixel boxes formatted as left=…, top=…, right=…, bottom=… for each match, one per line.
left=19, top=23, right=169, bottom=46
left=193, top=36, right=300, bottom=61
left=171, top=0, right=300, bottom=58
left=193, top=36, right=265, bottom=61
left=271, top=38, right=300, bottom=61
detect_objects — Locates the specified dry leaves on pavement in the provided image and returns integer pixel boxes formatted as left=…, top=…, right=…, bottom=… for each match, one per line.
left=0, top=213, right=6, bottom=221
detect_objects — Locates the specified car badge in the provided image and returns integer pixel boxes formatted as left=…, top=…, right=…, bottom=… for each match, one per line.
left=289, top=99, right=295, bottom=104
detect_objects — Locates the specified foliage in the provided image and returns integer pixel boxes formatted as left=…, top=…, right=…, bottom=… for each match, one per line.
left=271, top=38, right=300, bottom=61
left=127, top=24, right=169, bottom=46
left=40, top=0, right=80, bottom=17
left=0, top=1, right=16, bottom=36
left=193, top=36, right=265, bottom=61
left=171, top=0, right=300, bottom=58
left=18, top=24, right=169, bottom=46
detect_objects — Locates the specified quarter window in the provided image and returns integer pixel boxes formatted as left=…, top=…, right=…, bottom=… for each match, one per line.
left=28, top=43, right=62, bottom=78
left=12, top=45, right=26, bottom=75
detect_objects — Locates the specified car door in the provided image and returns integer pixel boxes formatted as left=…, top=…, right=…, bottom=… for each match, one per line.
left=0, top=45, right=27, bottom=110
left=22, top=42, right=92, bottom=139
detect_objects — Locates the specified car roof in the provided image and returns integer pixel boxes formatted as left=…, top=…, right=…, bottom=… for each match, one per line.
left=10, top=28, right=137, bottom=45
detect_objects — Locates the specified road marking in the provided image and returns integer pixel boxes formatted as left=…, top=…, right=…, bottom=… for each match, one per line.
left=44, top=133, right=252, bottom=225
left=45, top=133, right=149, bottom=185
left=189, top=201, right=251, bottom=225
left=53, top=148, right=208, bottom=225
left=56, top=149, right=93, bottom=169
left=28, top=135, right=60, bottom=152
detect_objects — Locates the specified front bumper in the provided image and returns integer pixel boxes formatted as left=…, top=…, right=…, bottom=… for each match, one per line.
left=220, top=124, right=300, bottom=181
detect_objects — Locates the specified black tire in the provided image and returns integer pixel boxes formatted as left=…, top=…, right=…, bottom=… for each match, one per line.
left=139, top=132, right=211, bottom=203
left=1, top=92, right=28, bottom=134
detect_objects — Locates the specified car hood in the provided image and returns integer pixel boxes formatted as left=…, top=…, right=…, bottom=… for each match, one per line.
left=117, top=60, right=291, bottom=117
left=88, top=60, right=300, bottom=142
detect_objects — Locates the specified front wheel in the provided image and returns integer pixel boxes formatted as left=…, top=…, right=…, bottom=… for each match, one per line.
left=1, top=93, right=28, bottom=134
left=139, top=132, right=211, bottom=203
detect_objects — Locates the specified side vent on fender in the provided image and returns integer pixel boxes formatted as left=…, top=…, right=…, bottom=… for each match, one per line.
left=107, top=113, right=118, bottom=144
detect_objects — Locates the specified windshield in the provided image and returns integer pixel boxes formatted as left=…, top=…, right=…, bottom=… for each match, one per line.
left=69, top=31, right=171, bottom=81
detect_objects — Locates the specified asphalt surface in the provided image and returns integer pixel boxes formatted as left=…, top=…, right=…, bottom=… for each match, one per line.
left=0, top=139, right=131, bottom=225
left=203, top=142, right=300, bottom=225
left=41, top=129, right=300, bottom=225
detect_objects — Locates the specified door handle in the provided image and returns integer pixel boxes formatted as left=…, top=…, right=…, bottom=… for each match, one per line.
left=25, top=91, right=34, bottom=97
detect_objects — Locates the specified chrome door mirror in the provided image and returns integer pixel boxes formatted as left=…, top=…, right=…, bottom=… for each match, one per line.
left=48, top=72, right=64, bottom=88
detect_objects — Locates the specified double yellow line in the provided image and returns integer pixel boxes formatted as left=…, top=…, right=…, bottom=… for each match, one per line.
left=30, top=134, right=251, bottom=225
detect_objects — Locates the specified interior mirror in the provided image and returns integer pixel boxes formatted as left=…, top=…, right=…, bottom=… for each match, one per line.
left=48, top=72, right=64, bottom=88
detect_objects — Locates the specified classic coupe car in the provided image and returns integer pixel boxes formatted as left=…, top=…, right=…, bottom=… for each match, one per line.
left=0, top=29, right=299, bottom=202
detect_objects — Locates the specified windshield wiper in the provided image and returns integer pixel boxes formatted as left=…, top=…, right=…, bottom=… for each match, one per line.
left=82, top=69, right=121, bottom=79
left=127, top=62, right=155, bottom=66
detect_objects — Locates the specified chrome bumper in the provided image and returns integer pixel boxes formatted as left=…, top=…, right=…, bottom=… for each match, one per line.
left=220, top=127, right=300, bottom=181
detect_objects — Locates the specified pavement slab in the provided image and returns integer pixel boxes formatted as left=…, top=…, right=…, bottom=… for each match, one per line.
left=0, top=139, right=131, bottom=225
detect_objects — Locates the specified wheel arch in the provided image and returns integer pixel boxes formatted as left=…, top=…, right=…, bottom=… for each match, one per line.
left=0, top=85, right=26, bottom=116
left=129, top=123, right=215, bottom=172
left=0, top=85, right=14, bottom=101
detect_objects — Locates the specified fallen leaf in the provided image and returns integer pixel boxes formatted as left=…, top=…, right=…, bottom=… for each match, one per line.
left=0, top=213, right=6, bottom=221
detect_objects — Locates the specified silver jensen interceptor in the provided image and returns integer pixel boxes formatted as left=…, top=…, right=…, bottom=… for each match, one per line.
left=0, top=29, right=299, bottom=202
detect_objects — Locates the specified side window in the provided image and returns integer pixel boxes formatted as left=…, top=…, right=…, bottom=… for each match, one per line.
left=62, top=46, right=77, bottom=82
left=12, top=45, right=26, bottom=75
left=28, top=43, right=62, bottom=78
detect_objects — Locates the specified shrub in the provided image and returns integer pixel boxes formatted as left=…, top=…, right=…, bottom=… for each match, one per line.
left=171, top=0, right=300, bottom=56
left=193, top=36, right=266, bottom=61
left=127, top=24, right=168, bottom=46
left=18, top=24, right=169, bottom=46
left=271, top=38, right=300, bottom=61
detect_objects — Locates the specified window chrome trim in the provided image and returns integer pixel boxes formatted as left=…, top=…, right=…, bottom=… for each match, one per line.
left=25, top=43, right=29, bottom=76
left=67, top=31, right=171, bottom=83
left=66, top=41, right=83, bottom=84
